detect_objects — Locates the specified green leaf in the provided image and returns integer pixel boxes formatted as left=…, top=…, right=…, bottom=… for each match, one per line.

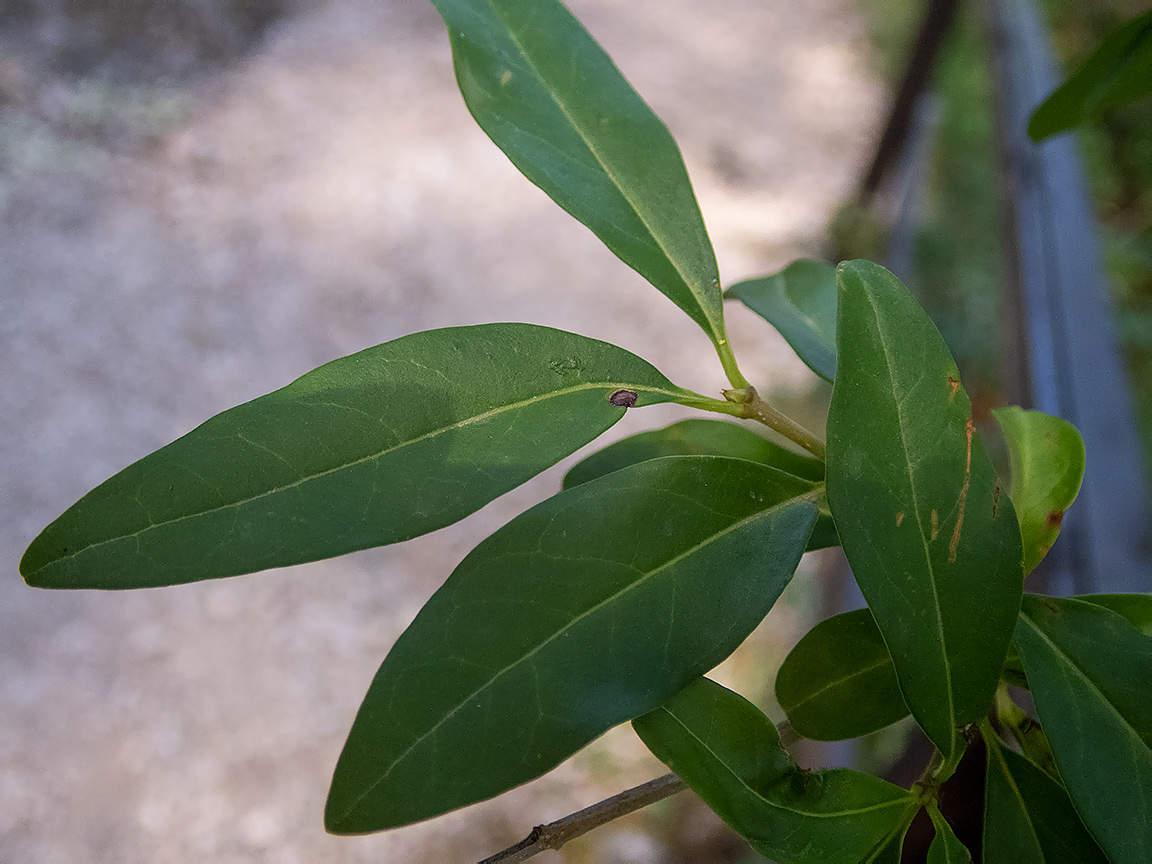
left=992, top=407, right=1085, bottom=574
left=563, top=418, right=837, bottom=551
left=826, top=260, right=1023, bottom=761
left=995, top=688, right=1059, bottom=779
left=1014, top=594, right=1152, bottom=862
left=1075, top=592, right=1152, bottom=636
left=866, top=826, right=910, bottom=864
left=775, top=609, right=909, bottom=741
left=982, top=724, right=1107, bottom=863
left=725, top=260, right=838, bottom=381
left=1028, top=10, right=1152, bottom=141
left=633, top=677, right=916, bottom=864
left=326, top=456, right=818, bottom=833
left=22, top=324, right=692, bottom=589
left=432, top=0, right=728, bottom=349
left=563, top=418, right=824, bottom=488
left=927, top=803, right=971, bottom=864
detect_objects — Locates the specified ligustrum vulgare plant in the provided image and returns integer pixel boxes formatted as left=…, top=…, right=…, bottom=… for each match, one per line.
left=20, top=1, right=1151, bottom=861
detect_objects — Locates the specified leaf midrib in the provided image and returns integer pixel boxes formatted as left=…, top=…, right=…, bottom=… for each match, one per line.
left=785, top=655, right=893, bottom=715
left=659, top=705, right=911, bottom=820
left=865, top=284, right=956, bottom=751
left=484, top=0, right=721, bottom=339
left=332, top=492, right=817, bottom=826
left=1018, top=609, right=1151, bottom=747
left=986, top=735, right=1045, bottom=857
left=32, top=380, right=685, bottom=572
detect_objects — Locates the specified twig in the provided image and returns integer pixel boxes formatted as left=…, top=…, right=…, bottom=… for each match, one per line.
left=477, top=773, right=687, bottom=864
left=477, top=721, right=799, bottom=863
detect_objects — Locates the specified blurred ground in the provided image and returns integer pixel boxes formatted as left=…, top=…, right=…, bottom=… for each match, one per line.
left=0, top=1, right=883, bottom=861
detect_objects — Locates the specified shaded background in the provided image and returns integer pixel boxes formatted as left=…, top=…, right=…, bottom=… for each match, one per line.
left=2, top=1, right=882, bottom=861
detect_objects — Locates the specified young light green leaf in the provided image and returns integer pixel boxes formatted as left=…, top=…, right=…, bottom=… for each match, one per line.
left=326, top=456, right=818, bottom=833
left=562, top=417, right=837, bottom=551
left=563, top=417, right=824, bottom=489
left=1028, top=10, right=1152, bottom=141
left=725, top=259, right=838, bottom=381
left=1014, top=594, right=1152, bottom=863
left=432, top=0, right=728, bottom=350
left=633, top=677, right=916, bottom=864
left=927, top=803, right=971, bottom=864
left=22, top=324, right=693, bottom=589
left=992, top=406, right=1085, bottom=574
left=995, top=687, right=1059, bottom=779
left=827, top=260, right=1023, bottom=761
left=1075, top=592, right=1152, bottom=636
left=981, top=724, right=1107, bottom=864
left=775, top=609, right=909, bottom=741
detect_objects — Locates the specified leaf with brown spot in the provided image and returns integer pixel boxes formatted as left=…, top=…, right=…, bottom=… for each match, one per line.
left=992, top=407, right=1085, bottom=574
left=828, top=261, right=1023, bottom=761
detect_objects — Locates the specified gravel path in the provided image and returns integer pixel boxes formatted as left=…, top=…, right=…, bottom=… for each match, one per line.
left=2, top=1, right=882, bottom=860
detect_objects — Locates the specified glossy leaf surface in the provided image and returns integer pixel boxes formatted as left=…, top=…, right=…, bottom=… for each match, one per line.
left=22, top=324, right=691, bottom=589
left=992, top=406, right=1085, bottom=574
left=563, top=417, right=836, bottom=550
left=563, top=417, right=823, bottom=488
left=775, top=609, right=909, bottom=741
left=827, top=260, right=1023, bottom=760
left=1029, top=10, right=1152, bottom=140
left=982, top=726, right=1107, bottom=864
left=927, top=803, right=971, bottom=864
left=326, top=457, right=818, bottom=833
left=726, top=259, right=838, bottom=381
left=633, top=677, right=915, bottom=864
left=432, top=0, right=726, bottom=345
left=1014, top=594, right=1152, bottom=863
left=1076, top=592, right=1152, bottom=636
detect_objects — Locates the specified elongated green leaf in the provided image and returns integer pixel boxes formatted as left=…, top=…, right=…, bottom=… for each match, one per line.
left=1014, top=595, right=1152, bottom=862
left=725, top=260, right=838, bottom=381
left=326, top=456, right=818, bottom=833
left=633, top=677, right=916, bottom=864
left=563, top=418, right=824, bottom=488
left=827, top=260, right=1023, bottom=761
left=432, top=0, right=727, bottom=347
left=22, top=324, right=693, bottom=589
left=1076, top=592, right=1152, bottom=636
left=927, top=803, right=971, bottom=864
left=1029, top=10, right=1152, bottom=141
left=563, top=418, right=837, bottom=550
left=775, top=609, right=909, bottom=741
left=867, top=826, right=910, bottom=864
left=992, top=407, right=1085, bottom=574
left=982, top=725, right=1107, bottom=864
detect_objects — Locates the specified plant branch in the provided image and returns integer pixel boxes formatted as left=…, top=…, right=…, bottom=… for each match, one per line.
left=478, top=721, right=800, bottom=863
left=477, top=773, right=688, bottom=864
left=723, top=386, right=827, bottom=460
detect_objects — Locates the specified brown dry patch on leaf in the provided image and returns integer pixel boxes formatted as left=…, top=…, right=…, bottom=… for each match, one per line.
left=947, top=376, right=960, bottom=402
